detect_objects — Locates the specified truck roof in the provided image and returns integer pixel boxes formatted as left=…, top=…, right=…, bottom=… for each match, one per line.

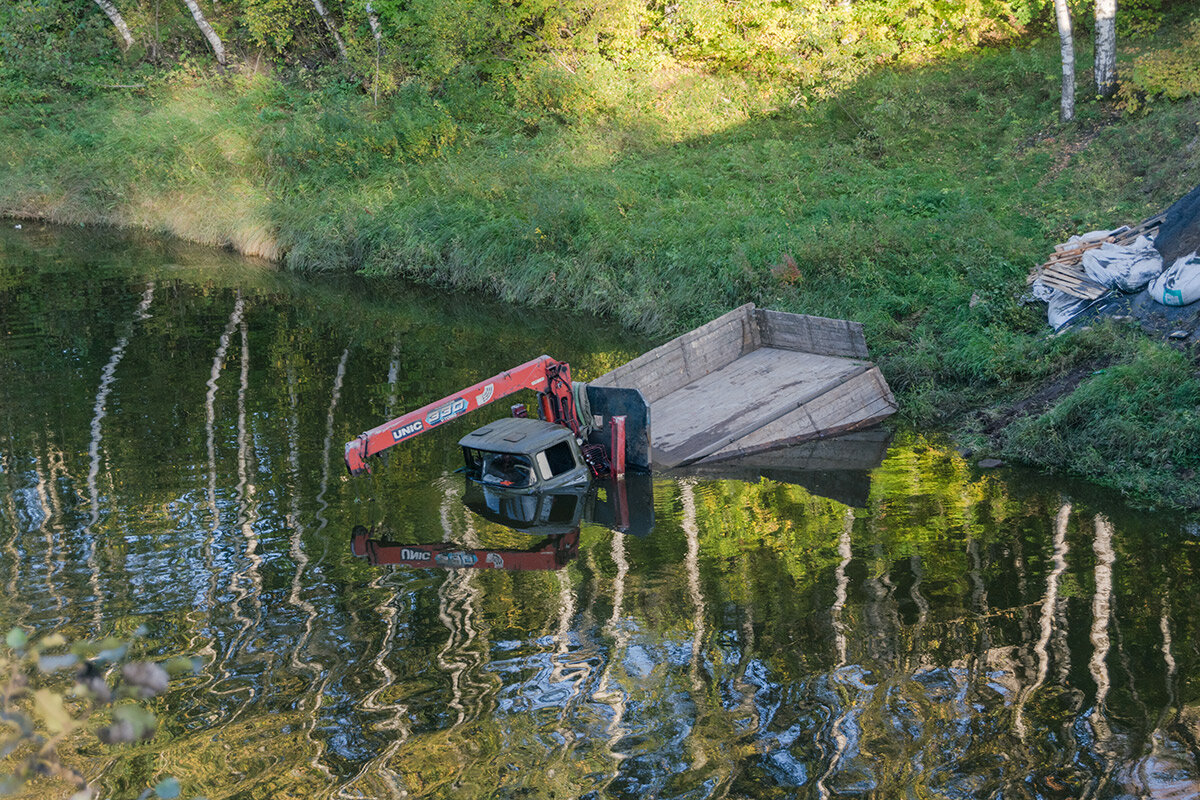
left=458, top=416, right=575, bottom=455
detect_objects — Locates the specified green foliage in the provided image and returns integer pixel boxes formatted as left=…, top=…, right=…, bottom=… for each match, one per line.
left=237, top=0, right=315, bottom=52
left=0, top=0, right=130, bottom=101
left=0, top=627, right=197, bottom=798
left=1004, top=339, right=1200, bottom=507
left=1117, top=18, right=1200, bottom=112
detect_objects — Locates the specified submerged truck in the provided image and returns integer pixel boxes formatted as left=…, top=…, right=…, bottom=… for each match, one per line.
left=344, top=303, right=897, bottom=498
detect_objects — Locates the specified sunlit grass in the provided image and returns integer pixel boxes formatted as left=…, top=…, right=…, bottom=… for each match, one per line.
left=2, top=29, right=1199, bottom=503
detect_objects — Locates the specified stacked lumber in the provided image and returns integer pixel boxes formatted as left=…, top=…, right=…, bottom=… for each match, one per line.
left=1029, top=213, right=1167, bottom=299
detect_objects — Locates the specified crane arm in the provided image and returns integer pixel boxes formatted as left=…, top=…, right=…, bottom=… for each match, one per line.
left=351, top=527, right=579, bottom=571
left=344, top=354, right=577, bottom=475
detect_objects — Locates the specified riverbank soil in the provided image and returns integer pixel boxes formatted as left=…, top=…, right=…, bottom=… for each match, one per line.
left=2, top=6, right=1199, bottom=506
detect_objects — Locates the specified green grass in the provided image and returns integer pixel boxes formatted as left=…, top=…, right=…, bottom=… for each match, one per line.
left=2, top=30, right=1200, bottom=505
left=1005, top=338, right=1200, bottom=508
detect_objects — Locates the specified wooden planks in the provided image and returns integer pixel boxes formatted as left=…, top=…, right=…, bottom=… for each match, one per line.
left=1030, top=213, right=1168, bottom=299
left=590, top=303, right=758, bottom=403
left=592, top=304, right=897, bottom=468
left=754, top=309, right=869, bottom=358
left=1037, top=264, right=1110, bottom=300
left=705, top=366, right=896, bottom=461
left=639, top=347, right=869, bottom=467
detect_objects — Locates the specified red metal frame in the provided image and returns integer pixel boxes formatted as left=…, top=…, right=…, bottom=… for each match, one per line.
left=610, top=415, right=626, bottom=478
left=344, top=355, right=579, bottom=475
left=351, top=528, right=580, bottom=571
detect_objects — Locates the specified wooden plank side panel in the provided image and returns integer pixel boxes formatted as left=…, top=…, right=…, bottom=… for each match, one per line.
left=676, top=311, right=758, bottom=384
left=680, top=430, right=892, bottom=476
left=591, top=303, right=758, bottom=401
left=647, top=349, right=865, bottom=467
left=702, top=366, right=897, bottom=462
left=755, top=309, right=869, bottom=359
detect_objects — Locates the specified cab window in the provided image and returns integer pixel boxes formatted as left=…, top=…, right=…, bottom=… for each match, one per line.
left=480, top=452, right=534, bottom=488
left=541, top=442, right=578, bottom=478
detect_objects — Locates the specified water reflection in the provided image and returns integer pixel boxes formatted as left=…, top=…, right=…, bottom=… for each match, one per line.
left=0, top=224, right=1198, bottom=799
left=351, top=525, right=580, bottom=572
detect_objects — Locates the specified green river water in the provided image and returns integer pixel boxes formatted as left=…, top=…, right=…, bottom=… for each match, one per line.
left=0, top=223, right=1197, bottom=799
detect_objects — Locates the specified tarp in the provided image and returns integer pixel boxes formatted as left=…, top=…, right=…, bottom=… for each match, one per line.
left=1155, top=183, right=1200, bottom=264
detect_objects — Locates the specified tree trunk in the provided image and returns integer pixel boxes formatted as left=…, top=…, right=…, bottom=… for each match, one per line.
left=365, top=0, right=383, bottom=45
left=366, top=0, right=382, bottom=104
left=92, top=0, right=134, bottom=51
left=1094, top=0, right=1117, bottom=98
left=1052, top=0, right=1076, bottom=121
left=311, top=0, right=350, bottom=61
left=181, top=0, right=226, bottom=65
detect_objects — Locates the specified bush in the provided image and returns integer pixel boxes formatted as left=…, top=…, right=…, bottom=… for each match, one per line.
left=0, top=626, right=200, bottom=798
left=1117, top=18, right=1200, bottom=112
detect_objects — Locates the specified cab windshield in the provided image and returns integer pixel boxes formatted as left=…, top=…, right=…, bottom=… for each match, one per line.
left=478, top=452, right=535, bottom=489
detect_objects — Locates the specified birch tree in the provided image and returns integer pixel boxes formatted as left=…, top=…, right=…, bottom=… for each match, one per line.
left=92, top=0, right=134, bottom=51
left=311, top=0, right=350, bottom=61
left=1053, top=0, right=1076, bottom=121
left=366, top=0, right=383, bottom=104
left=365, top=1, right=382, bottom=46
left=181, top=0, right=226, bottom=65
left=1094, top=0, right=1117, bottom=98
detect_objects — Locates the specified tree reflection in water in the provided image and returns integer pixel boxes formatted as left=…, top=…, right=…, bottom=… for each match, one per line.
left=0, top=225, right=1197, bottom=799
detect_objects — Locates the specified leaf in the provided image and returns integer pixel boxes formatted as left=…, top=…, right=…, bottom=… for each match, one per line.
left=33, top=688, right=73, bottom=735
left=40, top=633, right=67, bottom=649
left=163, top=657, right=202, bottom=677
left=95, top=644, right=128, bottom=664
left=122, top=662, right=168, bottom=698
left=5, top=628, right=27, bottom=650
left=153, top=777, right=181, bottom=799
left=99, top=704, right=156, bottom=743
left=39, top=653, right=79, bottom=673
left=72, top=636, right=125, bottom=660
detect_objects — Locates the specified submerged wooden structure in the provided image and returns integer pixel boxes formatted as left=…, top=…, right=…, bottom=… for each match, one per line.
left=590, top=303, right=897, bottom=469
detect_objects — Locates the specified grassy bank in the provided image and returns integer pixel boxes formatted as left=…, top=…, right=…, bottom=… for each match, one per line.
left=2, top=26, right=1200, bottom=505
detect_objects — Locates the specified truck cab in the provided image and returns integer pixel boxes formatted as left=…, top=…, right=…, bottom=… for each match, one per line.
left=459, top=417, right=591, bottom=494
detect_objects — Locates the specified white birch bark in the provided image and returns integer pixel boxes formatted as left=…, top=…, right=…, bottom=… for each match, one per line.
left=311, top=0, right=350, bottom=61
left=1052, top=0, right=1076, bottom=121
left=365, top=0, right=383, bottom=45
left=181, top=0, right=226, bottom=65
left=92, top=0, right=134, bottom=51
left=1094, top=0, right=1117, bottom=98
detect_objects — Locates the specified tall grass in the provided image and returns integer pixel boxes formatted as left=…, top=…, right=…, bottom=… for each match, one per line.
left=2, top=31, right=1199, bottom=504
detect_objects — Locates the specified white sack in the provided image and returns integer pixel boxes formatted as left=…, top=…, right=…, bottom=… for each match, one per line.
left=1147, top=252, right=1200, bottom=307
left=1065, top=229, right=1118, bottom=246
left=1081, top=235, right=1163, bottom=293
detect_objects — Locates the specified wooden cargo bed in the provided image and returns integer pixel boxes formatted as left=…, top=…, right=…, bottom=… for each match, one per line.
left=590, top=304, right=896, bottom=468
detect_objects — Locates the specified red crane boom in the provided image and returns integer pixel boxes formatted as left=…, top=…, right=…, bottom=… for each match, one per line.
left=344, top=355, right=580, bottom=475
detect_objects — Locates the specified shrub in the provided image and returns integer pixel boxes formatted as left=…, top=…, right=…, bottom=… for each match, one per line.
left=1117, top=19, right=1200, bottom=112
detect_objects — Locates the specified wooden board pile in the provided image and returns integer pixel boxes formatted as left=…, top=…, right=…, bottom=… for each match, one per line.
left=1029, top=212, right=1166, bottom=299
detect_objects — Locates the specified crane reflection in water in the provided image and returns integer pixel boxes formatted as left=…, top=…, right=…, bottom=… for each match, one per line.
left=1, top=224, right=1198, bottom=799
